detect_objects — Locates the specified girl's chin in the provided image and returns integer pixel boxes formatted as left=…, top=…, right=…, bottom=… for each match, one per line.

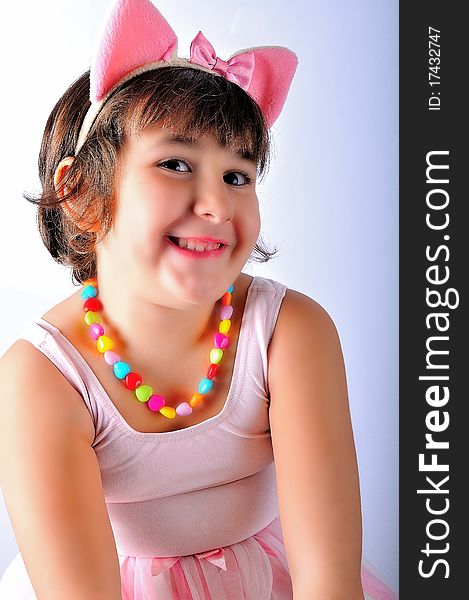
left=162, top=267, right=231, bottom=306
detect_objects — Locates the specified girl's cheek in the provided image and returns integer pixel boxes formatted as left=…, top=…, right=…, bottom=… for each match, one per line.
left=249, top=207, right=261, bottom=237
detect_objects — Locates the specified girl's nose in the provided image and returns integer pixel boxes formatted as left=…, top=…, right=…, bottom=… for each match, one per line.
left=193, top=177, right=234, bottom=223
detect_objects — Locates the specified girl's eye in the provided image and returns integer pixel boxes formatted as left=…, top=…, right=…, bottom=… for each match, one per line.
left=159, top=159, right=191, bottom=172
left=224, top=171, right=252, bottom=186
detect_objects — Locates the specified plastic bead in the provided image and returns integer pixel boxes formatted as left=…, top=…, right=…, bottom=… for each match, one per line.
left=81, top=285, right=97, bottom=300
left=148, top=394, right=166, bottom=412
left=90, top=323, right=104, bottom=340
left=220, top=305, right=233, bottom=320
left=125, top=372, right=143, bottom=390
left=227, top=284, right=234, bottom=293
left=160, top=406, right=176, bottom=419
left=189, top=392, right=204, bottom=408
left=83, top=278, right=98, bottom=287
left=198, top=378, right=213, bottom=394
left=207, top=363, right=219, bottom=379
left=135, top=384, right=153, bottom=402
left=113, top=361, right=131, bottom=379
left=214, top=332, right=229, bottom=349
left=97, top=335, right=113, bottom=353
left=83, top=298, right=102, bottom=313
left=219, top=319, right=231, bottom=334
left=221, top=291, right=232, bottom=306
left=176, top=402, right=193, bottom=416
left=104, top=350, right=121, bottom=365
left=209, top=348, right=223, bottom=364
left=85, top=311, right=101, bottom=326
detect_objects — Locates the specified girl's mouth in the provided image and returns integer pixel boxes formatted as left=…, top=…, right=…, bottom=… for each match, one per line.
left=164, top=236, right=228, bottom=259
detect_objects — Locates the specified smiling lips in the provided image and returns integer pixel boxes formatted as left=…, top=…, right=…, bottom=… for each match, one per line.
left=164, top=235, right=229, bottom=259
left=169, top=236, right=222, bottom=251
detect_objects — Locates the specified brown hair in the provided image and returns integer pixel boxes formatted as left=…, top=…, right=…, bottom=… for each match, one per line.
left=25, top=67, right=278, bottom=285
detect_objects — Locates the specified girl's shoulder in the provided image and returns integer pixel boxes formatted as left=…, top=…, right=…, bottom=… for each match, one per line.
left=0, top=287, right=96, bottom=444
left=245, top=275, right=337, bottom=348
left=0, top=319, right=96, bottom=448
left=268, top=284, right=340, bottom=368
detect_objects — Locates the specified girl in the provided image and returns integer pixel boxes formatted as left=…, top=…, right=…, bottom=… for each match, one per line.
left=0, top=0, right=397, bottom=598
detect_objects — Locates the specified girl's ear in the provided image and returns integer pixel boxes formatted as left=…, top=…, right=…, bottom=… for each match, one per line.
left=54, top=157, right=100, bottom=233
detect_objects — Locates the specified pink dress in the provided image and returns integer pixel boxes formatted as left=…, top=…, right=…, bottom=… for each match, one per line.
left=0, top=276, right=397, bottom=599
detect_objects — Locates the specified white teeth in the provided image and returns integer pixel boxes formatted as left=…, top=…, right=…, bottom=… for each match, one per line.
left=174, top=237, right=221, bottom=251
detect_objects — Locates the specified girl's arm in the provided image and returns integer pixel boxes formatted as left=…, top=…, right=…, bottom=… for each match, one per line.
left=0, top=341, right=122, bottom=600
left=268, top=290, right=365, bottom=599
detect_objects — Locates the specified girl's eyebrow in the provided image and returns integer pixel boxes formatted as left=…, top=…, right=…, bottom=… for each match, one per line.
left=150, top=133, right=257, bottom=165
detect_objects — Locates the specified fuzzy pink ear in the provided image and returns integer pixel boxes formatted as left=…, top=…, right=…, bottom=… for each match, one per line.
left=91, top=0, right=178, bottom=102
left=245, top=47, right=298, bottom=127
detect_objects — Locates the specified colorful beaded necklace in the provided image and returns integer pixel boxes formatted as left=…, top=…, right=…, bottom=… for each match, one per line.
left=80, top=278, right=234, bottom=419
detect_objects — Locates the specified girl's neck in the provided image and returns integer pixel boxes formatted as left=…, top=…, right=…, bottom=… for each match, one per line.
left=96, top=282, right=220, bottom=361
left=89, top=271, right=247, bottom=374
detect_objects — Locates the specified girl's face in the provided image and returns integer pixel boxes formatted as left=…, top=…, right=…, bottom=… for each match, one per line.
left=96, top=122, right=261, bottom=306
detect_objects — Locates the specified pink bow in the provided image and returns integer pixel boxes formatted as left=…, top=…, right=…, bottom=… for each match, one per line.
left=189, top=31, right=255, bottom=91
left=151, top=547, right=227, bottom=577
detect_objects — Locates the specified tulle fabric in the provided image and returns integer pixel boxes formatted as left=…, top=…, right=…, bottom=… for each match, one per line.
left=361, top=558, right=399, bottom=600
left=117, top=517, right=399, bottom=600
left=0, top=518, right=398, bottom=599
left=118, top=517, right=293, bottom=599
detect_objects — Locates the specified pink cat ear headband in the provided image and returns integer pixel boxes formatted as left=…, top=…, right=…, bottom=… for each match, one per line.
left=74, top=0, right=298, bottom=155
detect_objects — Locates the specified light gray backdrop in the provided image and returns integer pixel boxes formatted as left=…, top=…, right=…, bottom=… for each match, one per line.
left=0, top=0, right=398, bottom=593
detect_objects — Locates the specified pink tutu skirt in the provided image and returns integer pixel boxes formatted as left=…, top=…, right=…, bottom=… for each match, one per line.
left=0, top=517, right=397, bottom=599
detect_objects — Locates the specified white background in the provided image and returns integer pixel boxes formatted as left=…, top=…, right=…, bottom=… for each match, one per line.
left=0, top=0, right=398, bottom=592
